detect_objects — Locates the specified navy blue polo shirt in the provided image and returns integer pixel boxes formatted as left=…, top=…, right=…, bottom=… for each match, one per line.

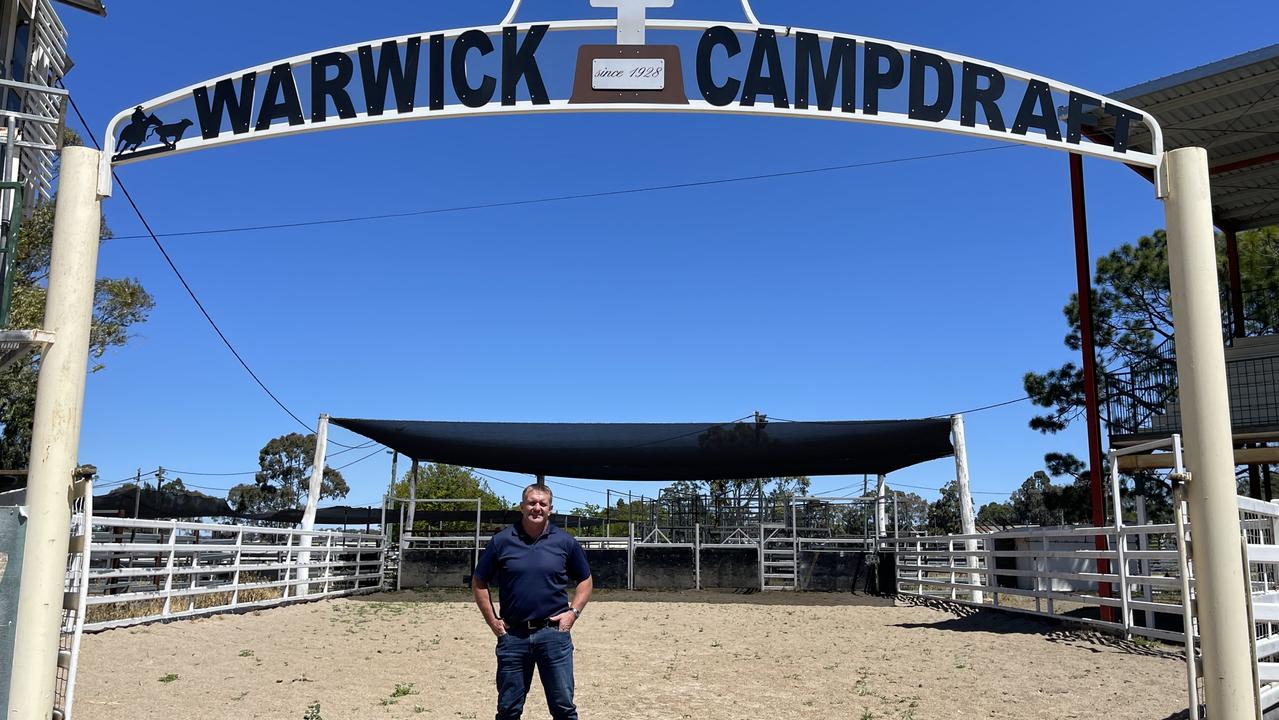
left=474, top=522, right=591, bottom=624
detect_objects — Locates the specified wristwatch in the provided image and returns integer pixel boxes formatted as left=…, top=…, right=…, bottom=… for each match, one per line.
left=570, top=608, right=582, bottom=618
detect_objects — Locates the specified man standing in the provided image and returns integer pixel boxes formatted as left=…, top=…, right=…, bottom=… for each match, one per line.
left=473, top=483, right=593, bottom=720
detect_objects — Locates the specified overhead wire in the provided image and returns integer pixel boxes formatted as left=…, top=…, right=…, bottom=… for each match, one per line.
left=469, top=468, right=592, bottom=509
left=65, top=94, right=365, bottom=449
left=106, top=145, right=1022, bottom=243
left=332, top=447, right=386, bottom=471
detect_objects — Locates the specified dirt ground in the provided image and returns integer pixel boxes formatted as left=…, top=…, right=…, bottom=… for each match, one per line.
left=74, top=590, right=1189, bottom=720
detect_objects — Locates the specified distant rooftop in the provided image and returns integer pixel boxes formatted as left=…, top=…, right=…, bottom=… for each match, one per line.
left=52, top=0, right=104, bottom=16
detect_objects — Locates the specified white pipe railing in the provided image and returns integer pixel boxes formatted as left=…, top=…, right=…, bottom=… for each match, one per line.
left=84, top=517, right=384, bottom=631
left=889, top=495, right=1279, bottom=716
left=885, top=522, right=1189, bottom=643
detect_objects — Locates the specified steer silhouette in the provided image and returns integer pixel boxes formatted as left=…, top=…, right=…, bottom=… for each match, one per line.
left=154, top=118, right=193, bottom=150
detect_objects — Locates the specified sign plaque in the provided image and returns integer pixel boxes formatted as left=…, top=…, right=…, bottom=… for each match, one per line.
left=591, top=58, right=665, bottom=91
left=570, top=0, right=688, bottom=104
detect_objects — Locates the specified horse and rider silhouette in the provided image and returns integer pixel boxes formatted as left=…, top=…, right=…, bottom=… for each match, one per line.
left=114, top=106, right=193, bottom=158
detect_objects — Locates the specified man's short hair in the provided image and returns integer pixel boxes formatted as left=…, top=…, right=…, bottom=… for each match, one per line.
left=522, top=483, right=553, bottom=506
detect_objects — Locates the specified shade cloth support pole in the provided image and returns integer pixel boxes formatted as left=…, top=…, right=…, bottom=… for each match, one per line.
left=951, top=414, right=981, bottom=603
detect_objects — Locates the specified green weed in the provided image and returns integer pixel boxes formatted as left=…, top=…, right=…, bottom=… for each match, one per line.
left=391, top=682, right=417, bottom=698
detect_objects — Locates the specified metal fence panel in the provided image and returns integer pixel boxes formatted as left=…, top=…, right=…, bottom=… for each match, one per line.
left=0, top=506, right=28, bottom=712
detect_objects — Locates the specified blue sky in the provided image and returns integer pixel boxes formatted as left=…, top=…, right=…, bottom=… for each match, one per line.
left=54, top=0, right=1278, bottom=512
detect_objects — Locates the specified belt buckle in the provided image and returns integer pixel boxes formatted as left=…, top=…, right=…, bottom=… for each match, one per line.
left=526, top=620, right=542, bottom=630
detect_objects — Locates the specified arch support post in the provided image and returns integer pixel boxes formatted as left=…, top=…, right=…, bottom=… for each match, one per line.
left=1163, top=147, right=1258, bottom=720
left=7, top=147, right=103, bottom=720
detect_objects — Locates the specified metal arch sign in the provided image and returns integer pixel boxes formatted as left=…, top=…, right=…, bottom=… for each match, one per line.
left=98, top=0, right=1164, bottom=197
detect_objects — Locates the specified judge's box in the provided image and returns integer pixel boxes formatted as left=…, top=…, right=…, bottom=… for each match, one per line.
left=569, top=45, right=689, bottom=105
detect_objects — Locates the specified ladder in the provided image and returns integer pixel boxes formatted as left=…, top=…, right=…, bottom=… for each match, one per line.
left=760, top=523, right=797, bottom=591
left=55, top=472, right=93, bottom=720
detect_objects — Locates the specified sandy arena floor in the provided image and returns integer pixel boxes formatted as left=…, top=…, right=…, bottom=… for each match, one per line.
left=74, top=590, right=1189, bottom=720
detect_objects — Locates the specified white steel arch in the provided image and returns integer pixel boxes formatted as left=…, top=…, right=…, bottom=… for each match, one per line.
left=98, top=18, right=1164, bottom=197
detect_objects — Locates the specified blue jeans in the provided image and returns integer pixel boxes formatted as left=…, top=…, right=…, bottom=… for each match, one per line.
left=494, top=626, right=576, bottom=720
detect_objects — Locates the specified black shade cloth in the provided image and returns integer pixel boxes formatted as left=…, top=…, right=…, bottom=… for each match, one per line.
left=247, top=506, right=389, bottom=525
left=93, top=489, right=389, bottom=524
left=331, top=418, right=955, bottom=480
left=94, top=487, right=236, bottom=520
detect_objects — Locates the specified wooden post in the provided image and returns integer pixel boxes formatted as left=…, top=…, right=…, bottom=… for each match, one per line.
left=951, top=415, right=981, bottom=603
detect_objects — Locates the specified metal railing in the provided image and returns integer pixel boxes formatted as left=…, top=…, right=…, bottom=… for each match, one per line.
left=889, top=485, right=1279, bottom=720
left=1107, top=337, right=1279, bottom=440
left=885, top=522, right=1189, bottom=641
left=1241, top=495, right=1279, bottom=713
left=0, top=0, right=72, bottom=209
left=83, top=517, right=384, bottom=631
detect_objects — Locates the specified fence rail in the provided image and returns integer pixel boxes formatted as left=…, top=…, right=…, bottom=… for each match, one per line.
left=84, top=517, right=385, bottom=631
left=885, top=522, right=1189, bottom=643
left=890, top=494, right=1279, bottom=717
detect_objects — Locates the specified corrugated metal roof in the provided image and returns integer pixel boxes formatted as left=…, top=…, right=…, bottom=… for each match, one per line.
left=1088, top=44, right=1279, bottom=231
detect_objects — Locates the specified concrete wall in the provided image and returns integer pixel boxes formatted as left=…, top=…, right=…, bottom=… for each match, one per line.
left=633, top=546, right=695, bottom=590
left=698, top=547, right=757, bottom=589
left=584, top=548, right=628, bottom=589
left=398, top=545, right=895, bottom=595
left=400, top=549, right=473, bottom=589
left=799, top=551, right=874, bottom=592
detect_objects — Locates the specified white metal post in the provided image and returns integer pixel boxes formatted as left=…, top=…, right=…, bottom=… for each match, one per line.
left=187, top=528, right=200, bottom=613
left=473, top=498, right=482, bottom=576
left=160, top=521, right=178, bottom=617
left=282, top=532, right=295, bottom=599
left=298, top=413, right=328, bottom=595
left=1136, top=494, right=1154, bottom=629
left=951, top=415, right=982, bottom=603
left=1034, top=536, right=1043, bottom=613
left=875, top=476, right=887, bottom=540
left=1043, top=534, right=1054, bottom=617
left=379, top=494, right=388, bottom=590
left=406, top=459, right=419, bottom=546
left=694, top=522, right=701, bottom=590
left=1163, top=147, right=1258, bottom=720
left=396, top=502, right=404, bottom=592
left=915, top=539, right=923, bottom=595
left=1108, top=451, right=1131, bottom=636
left=322, top=534, right=334, bottom=595
left=948, top=539, right=957, bottom=601
left=758, top=521, right=765, bottom=592
left=230, top=527, right=245, bottom=608
left=7, top=147, right=103, bottom=720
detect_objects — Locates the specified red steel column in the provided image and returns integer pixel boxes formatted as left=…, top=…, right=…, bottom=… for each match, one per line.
left=1224, top=227, right=1245, bottom=339
left=1069, top=153, right=1115, bottom=622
